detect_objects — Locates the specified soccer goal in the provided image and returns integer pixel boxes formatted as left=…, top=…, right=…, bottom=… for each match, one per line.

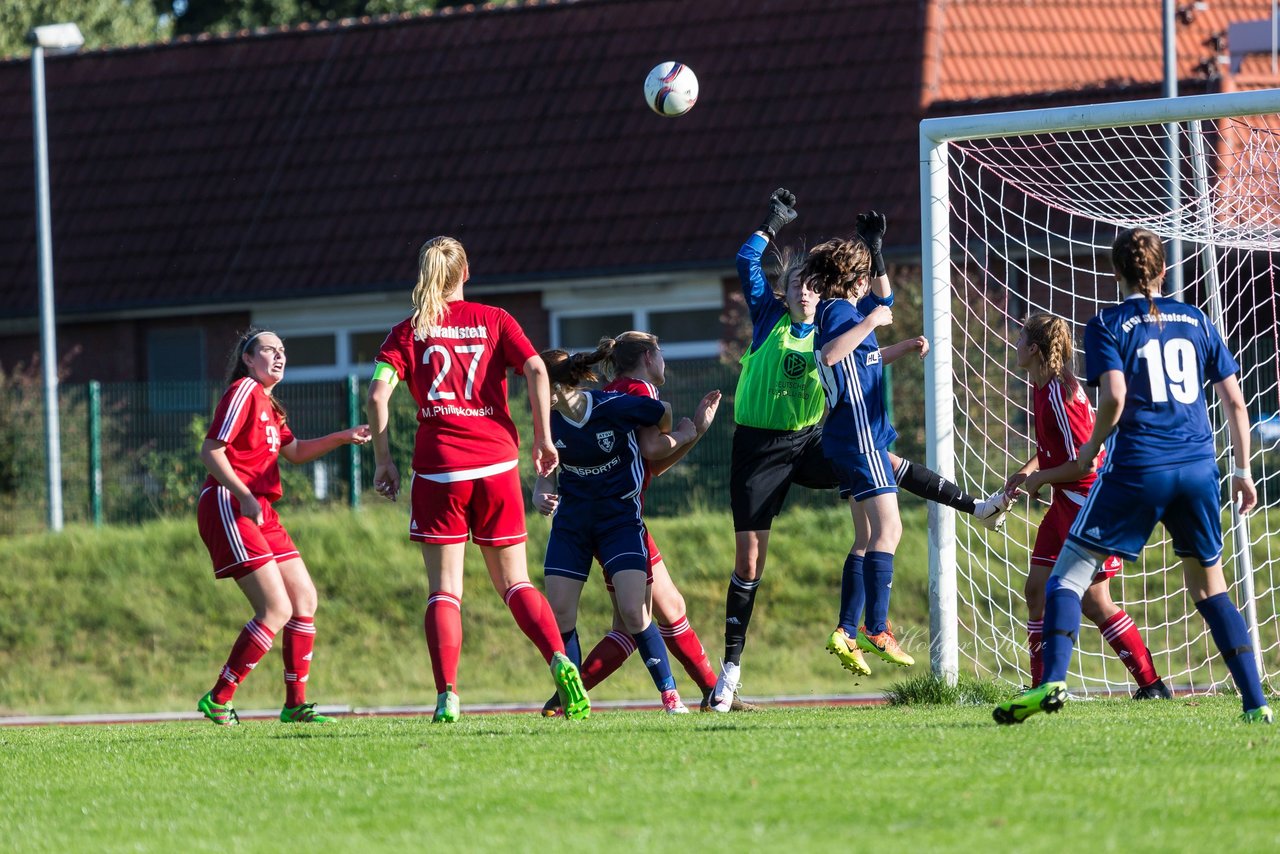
left=920, top=87, right=1280, bottom=693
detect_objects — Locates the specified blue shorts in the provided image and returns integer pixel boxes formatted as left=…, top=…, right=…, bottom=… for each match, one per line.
left=827, top=449, right=898, bottom=502
left=544, top=499, right=651, bottom=582
left=1067, top=457, right=1224, bottom=566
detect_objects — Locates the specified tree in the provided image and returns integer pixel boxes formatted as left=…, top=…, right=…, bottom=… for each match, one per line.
left=0, top=0, right=172, bottom=58
left=172, top=0, right=456, bottom=38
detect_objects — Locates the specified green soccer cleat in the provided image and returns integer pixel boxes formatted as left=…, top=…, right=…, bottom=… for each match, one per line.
left=550, top=652, right=591, bottom=721
left=993, top=681, right=1067, bottom=724
left=197, top=691, right=240, bottom=727
left=1241, top=705, right=1274, bottom=724
left=856, top=623, right=915, bottom=667
left=826, top=628, right=872, bottom=677
left=433, top=685, right=460, bottom=723
left=280, top=702, right=337, bottom=724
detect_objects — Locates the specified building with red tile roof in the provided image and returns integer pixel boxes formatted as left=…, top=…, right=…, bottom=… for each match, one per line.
left=1, top=0, right=1276, bottom=383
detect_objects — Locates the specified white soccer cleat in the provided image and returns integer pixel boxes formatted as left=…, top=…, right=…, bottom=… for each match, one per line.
left=709, top=661, right=741, bottom=713
left=662, top=689, right=690, bottom=714
left=974, top=490, right=1013, bottom=531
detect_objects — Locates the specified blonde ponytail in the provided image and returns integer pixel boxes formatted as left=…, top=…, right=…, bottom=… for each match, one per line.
left=411, top=236, right=468, bottom=339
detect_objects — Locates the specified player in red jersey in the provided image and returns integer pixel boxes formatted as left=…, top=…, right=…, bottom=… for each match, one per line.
left=196, top=328, right=372, bottom=726
left=537, top=331, right=733, bottom=715
left=366, top=235, right=590, bottom=722
left=1001, top=313, right=1170, bottom=698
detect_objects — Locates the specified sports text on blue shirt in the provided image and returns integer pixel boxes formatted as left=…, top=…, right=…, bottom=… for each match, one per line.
left=551, top=390, right=667, bottom=502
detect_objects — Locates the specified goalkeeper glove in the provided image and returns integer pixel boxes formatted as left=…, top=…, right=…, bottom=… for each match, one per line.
left=856, top=210, right=887, bottom=277
left=759, top=188, right=798, bottom=239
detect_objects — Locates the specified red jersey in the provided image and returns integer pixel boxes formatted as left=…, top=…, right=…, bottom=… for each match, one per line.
left=376, top=301, right=537, bottom=474
left=602, top=375, right=661, bottom=493
left=202, top=377, right=294, bottom=502
left=1032, top=376, right=1102, bottom=498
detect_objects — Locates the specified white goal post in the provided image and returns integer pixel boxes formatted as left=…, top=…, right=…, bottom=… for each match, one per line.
left=920, top=87, right=1280, bottom=692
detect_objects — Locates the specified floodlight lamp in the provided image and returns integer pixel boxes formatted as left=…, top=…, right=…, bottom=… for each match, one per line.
left=27, top=23, right=85, bottom=55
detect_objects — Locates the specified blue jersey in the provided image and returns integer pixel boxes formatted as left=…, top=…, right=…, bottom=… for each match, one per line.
left=1083, top=294, right=1238, bottom=471
left=814, top=296, right=897, bottom=455
left=552, top=390, right=666, bottom=502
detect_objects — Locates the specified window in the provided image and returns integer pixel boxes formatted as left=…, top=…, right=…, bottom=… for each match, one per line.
left=556, top=313, right=633, bottom=350
left=352, top=330, right=390, bottom=368
left=147, top=328, right=205, bottom=411
left=650, top=308, right=722, bottom=343
left=546, top=276, right=723, bottom=360
left=282, top=334, right=337, bottom=368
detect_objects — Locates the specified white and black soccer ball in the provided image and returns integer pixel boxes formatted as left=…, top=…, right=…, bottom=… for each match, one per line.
left=643, top=61, right=699, bottom=117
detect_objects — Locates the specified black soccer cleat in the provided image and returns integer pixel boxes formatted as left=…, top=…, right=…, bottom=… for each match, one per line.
left=1132, top=677, right=1174, bottom=700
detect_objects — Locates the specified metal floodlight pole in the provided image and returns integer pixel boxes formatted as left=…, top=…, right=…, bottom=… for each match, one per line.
left=29, top=22, right=84, bottom=532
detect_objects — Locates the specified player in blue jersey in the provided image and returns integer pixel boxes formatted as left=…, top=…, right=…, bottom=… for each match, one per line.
left=995, top=227, right=1271, bottom=724
left=807, top=234, right=916, bottom=672
left=535, top=342, right=699, bottom=714
left=711, top=190, right=1010, bottom=710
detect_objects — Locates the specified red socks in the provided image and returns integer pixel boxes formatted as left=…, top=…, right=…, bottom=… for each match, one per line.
left=211, top=619, right=275, bottom=704
left=1026, top=619, right=1044, bottom=687
left=659, top=616, right=717, bottom=692
left=1099, top=610, right=1160, bottom=688
left=504, top=581, right=564, bottom=664
left=282, top=616, right=316, bottom=707
left=425, top=592, right=462, bottom=694
left=581, top=631, right=636, bottom=690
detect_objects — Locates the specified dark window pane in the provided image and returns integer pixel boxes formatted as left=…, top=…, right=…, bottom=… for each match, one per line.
left=557, top=313, right=633, bottom=349
left=352, top=330, right=390, bottom=367
left=283, top=334, right=336, bottom=368
left=650, top=308, right=722, bottom=343
left=147, top=328, right=205, bottom=411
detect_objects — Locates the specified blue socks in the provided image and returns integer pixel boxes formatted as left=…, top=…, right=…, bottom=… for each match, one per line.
left=632, top=622, right=676, bottom=692
left=838, top=553, right=865, bottom=635
left=1041, top=576, right=1083, bottom=684
left=862, top=551, right=895, bottom=634
left=1196, top=592, right=1267, bottom=711
left=560, top=628, right=581, bottom=669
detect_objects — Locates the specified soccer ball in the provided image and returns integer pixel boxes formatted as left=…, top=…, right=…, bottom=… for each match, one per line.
left=643, top=61, right=699, bottom=117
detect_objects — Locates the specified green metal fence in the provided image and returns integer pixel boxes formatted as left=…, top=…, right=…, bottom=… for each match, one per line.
left=2, top=359, right=873, bottom=536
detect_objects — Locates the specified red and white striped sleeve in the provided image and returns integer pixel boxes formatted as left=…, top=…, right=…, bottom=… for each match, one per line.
left=206, top=378, right=258, bottom=444
left=1044, top=378, right=1078, bottom=461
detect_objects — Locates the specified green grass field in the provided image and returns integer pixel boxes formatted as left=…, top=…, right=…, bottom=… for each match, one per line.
left=3, top=699, right=1278, bottom=852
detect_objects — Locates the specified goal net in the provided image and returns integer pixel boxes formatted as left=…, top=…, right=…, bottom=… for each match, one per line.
left=920, top=89, right=1280, bottom=694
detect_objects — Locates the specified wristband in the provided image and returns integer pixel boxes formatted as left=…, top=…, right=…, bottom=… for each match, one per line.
left=371, top=361, right=399, bottom=387
left=1233, top=466, right=1251, bottom=479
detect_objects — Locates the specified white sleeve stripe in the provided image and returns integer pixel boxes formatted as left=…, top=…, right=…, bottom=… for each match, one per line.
left=215, top=378, right=257, bottom=443
left=1049, top=380, right=1077, bottom=461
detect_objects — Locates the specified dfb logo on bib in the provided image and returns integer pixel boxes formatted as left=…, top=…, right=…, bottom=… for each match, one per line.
left=782, top=351, right=808, bottom=379
left=596, top=431, right=615, bottom=452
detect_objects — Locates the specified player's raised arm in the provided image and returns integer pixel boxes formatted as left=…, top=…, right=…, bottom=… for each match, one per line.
left=856, top=210, right=891, bottom=301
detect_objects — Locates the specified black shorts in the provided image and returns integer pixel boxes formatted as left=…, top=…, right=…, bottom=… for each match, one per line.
left=730, top=424, right=839, bottom=532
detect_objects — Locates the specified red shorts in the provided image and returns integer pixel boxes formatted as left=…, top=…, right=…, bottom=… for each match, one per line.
left=197, top=487, right=298, bottom=580
left=410, top=466, right=528, bottom=546
left=600, top=529, right=660, bottom=592
left=1032, top=493, right=1122, bottom=580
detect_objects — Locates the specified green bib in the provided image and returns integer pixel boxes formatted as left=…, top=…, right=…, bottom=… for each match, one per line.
left=733, top=315, right=824, bottom=431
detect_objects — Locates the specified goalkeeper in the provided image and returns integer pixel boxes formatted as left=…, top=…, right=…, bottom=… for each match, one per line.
left=709, top=189, right=1011, bottom=711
